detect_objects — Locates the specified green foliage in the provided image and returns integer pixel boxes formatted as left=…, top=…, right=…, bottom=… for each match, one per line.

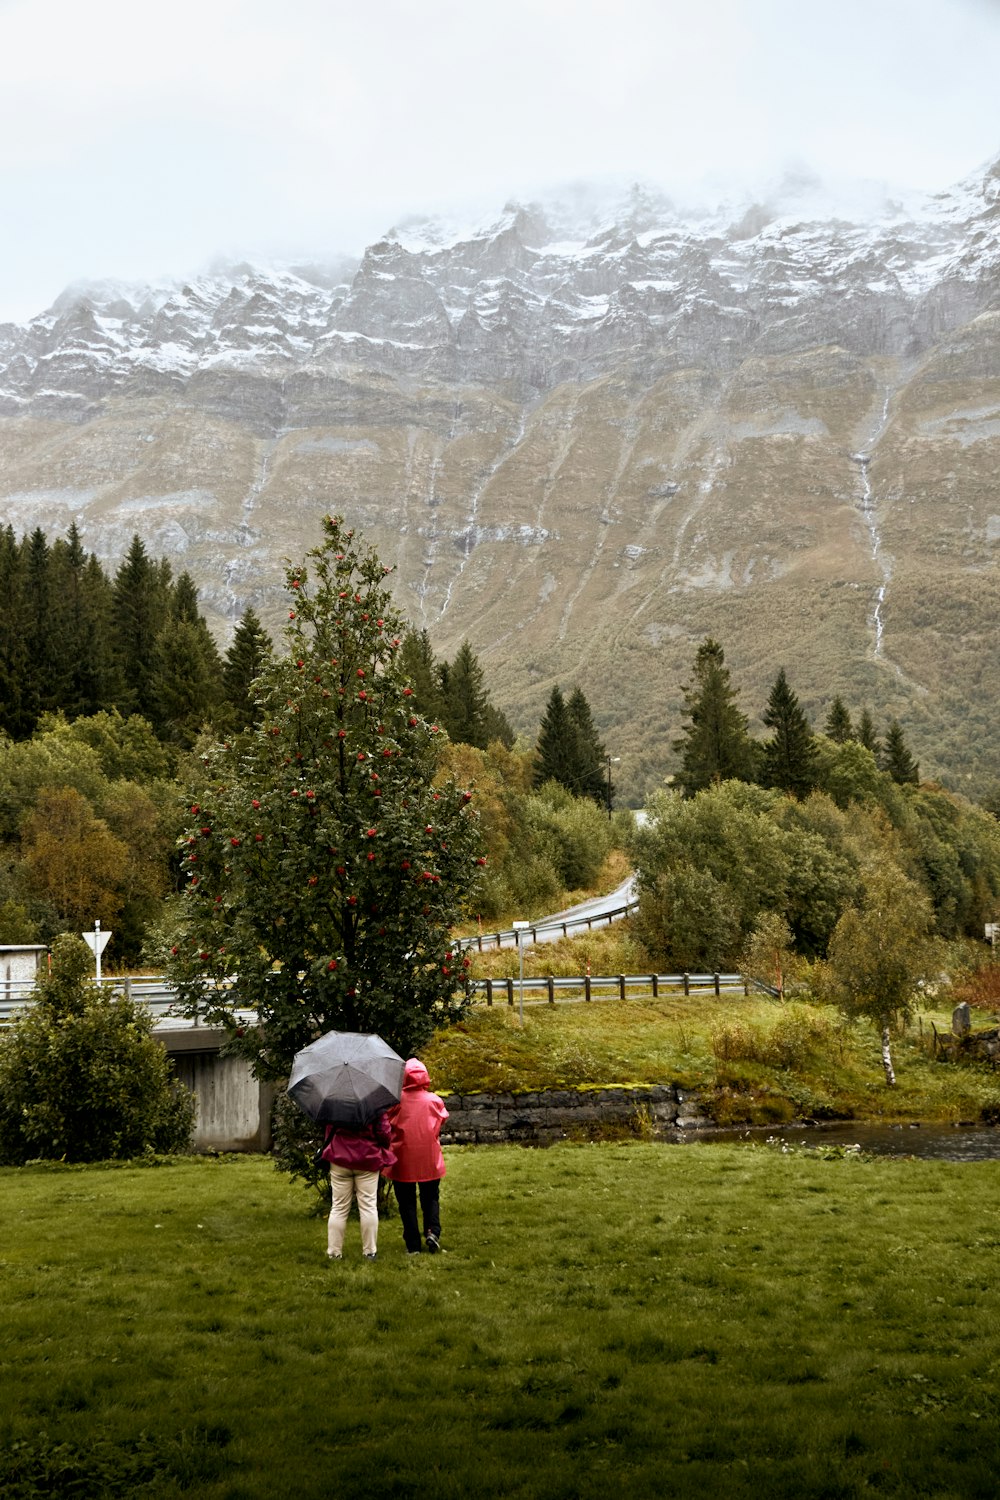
left=0, top=713, right=178, bottom=961
left=110, top=535, right=171, bottom=723
left=760, top=666, right=818, bottom=798
left=882, top=717, right=920, bottom=785
left=526, top=780, right=615, bottom=891
left=823, top=695, right=853, bottom=743
left=711, top=1005, right=838, bottom=1069
left=565, top=686, right=607, bottom=805
left=0, top=934, right=194, bottom=1164
left=397, top=628, right=446, bottom=723
left=161, top=516, right=485, bottom=1074
left=0, top=897, right=38, bottom=942
left=269, top=1090, right=330, bottom=1212
left=437, top=739, right=623, bottom=923
left=824, top=860, right=938, bottom=1027
left=443, top=639, right=491, bottom=748
left=634, top=863, right=741, bottom=970
left=534, top=682, right=608, bottom=803
left=814, top=735, right=886, bottom=810
left=856, top=706, right=881, bottom=757
left=0, top=524, right=224, bottom=749
left=222, top=607, right=273, bottom=731
left=739, top=910, right=796, bottom=997
left=673, top=637, right=757, bottom=794
left=822, top=858, right=939, bottom=1083
left=632, top=781, right=858, bottom=966
left=35, top=709, right=175, bottom=783
left=397, top=629, right=513, bottom=749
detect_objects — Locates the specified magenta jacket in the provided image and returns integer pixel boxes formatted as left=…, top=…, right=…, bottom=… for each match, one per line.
left=321, top=1110, right=396, bottom=1174
left=385, top=1059, right=449, bottom=1183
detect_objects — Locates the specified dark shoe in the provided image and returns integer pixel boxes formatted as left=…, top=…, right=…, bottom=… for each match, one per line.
left=407, top=1248, right=423, bottom=1255
left=363, top=1252, right=378, bottom=1262
left=425, top=1233, right=441, bottom=1254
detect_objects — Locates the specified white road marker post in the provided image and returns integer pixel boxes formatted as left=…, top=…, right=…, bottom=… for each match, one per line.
left=513, top=920, right=530, bottom=1027
left=82, top=919, right=112, bottom=985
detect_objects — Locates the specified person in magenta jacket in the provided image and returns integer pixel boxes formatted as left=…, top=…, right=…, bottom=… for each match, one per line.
left=385, top=1058, right=449, bottom=1254
left=321, top=1111, right=396, bottom=1261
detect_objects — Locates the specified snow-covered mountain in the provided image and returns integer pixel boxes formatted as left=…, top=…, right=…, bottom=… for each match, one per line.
left=1, top=157, right=999, bottom=798
left=3, top=159, right=998, bottom=413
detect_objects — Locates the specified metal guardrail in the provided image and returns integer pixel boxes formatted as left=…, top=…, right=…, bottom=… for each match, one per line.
left=1, top=964, right=747, bottom=1026
left=457, top=899, right=639, bottom=951
left=0, top=975, right=191, bottom=1028
left=469, top=972, right=746, bottom=1005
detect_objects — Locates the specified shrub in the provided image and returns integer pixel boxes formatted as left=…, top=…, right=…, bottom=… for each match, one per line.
left=0, top=934, right=194, bottom=1164
left=710, top=1006, right=836, bottom=1070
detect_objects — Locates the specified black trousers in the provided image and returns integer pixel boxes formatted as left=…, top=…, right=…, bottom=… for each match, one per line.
left=392, top=1179, right=441, bottom=1252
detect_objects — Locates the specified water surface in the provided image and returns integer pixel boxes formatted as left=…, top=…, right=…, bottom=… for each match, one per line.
left=671, top=1122, right=1000, bottom=1162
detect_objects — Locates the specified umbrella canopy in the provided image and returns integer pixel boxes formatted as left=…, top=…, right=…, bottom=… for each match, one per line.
left=287, top=1030, right=405, bottom=1126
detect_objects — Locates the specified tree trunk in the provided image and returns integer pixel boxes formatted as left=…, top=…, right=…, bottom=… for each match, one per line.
left=880, top=1019, right=896, bottom=1086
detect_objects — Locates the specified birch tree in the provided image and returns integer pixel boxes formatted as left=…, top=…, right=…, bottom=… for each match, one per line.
left=825, top=859, right=937, bottom=1085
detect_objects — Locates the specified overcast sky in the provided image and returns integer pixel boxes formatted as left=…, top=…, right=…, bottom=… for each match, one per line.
left=1, top=0, right=998, bottom=323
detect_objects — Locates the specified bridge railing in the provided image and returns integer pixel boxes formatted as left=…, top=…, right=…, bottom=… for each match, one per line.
left=0, top=974, right=199, bottom=1029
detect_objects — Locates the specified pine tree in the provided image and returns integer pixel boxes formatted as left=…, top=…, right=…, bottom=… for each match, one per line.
left=49, top=525, right=114, bottom=719
left=162, top=514, right=484, bottom=1077
left=534, top=685, right=576, bottom=790
left=824, top=696, right=853, bottom=744
left=481, top=701, right=515, bottom=749
left=0, top=526, right=31, bottom=737
left=22, top=527, right=58, bottom=722
left=223, top=608, right=273, bottom=730
left=760, top=668, right=817, bottom=798
left=673, top=638, right=757, bottom=795
left=150, top=619, right=223, bottom=746
left=146, top=571, right=224, bottom=743
left=444, top=640, right=490, bottom=748
left=111, top=535, right=170, bottom=721
left=398, top=628, right=446, bottom=724
left=856, top=708, right=881, bottom=758
left=565, top=686, right=608, bottom=805
left=882, top=719, right=919, bottom=785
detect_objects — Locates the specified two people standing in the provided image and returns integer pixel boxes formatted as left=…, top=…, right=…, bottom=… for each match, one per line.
left=322, top=1056, right=448, bottom=1260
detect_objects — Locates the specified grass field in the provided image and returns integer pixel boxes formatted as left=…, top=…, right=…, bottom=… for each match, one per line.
left=424, top=996, right=1000, bottom=1127
left=3, top=1146, right=999, bottom=1498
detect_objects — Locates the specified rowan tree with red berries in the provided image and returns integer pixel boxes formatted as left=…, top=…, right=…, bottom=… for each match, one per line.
left=162, top=515, right=484, bottom=1079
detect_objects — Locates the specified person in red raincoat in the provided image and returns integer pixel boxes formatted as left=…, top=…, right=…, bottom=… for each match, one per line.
left=385, top=1058, right=449, bottom=1254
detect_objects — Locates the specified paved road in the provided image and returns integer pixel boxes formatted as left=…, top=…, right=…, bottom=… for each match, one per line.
left=466, top=873, right=638, bottom=950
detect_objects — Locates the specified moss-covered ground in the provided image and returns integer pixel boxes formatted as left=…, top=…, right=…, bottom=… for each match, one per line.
left=424, top=992, right=1000, bottom=1126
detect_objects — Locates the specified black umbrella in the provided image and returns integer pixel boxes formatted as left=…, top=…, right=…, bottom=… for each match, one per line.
left=287, top=1030, right=405, bottom=1126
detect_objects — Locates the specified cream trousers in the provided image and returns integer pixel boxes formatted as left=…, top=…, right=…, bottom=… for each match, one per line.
left=327, top=1165, right=380, bottom=1257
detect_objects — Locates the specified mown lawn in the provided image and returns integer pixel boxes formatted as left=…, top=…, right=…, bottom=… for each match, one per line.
left=3, top=1146, right=999, bottom=1498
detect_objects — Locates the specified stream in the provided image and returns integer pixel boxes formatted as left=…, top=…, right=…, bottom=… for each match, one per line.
left=852, top=391, right=893, bottom=658
left=670, top=1122, right=1000, bottom=1161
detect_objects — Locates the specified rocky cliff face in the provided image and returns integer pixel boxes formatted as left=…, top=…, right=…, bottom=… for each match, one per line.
left=2, top=160, right=999, bottom=798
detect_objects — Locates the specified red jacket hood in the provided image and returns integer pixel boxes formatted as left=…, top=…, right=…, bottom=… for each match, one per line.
left=402, top=1057, right=431, bottom=1090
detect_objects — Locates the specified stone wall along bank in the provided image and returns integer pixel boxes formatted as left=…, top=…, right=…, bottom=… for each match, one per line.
left=439, top=1084, right=709, bottom=1144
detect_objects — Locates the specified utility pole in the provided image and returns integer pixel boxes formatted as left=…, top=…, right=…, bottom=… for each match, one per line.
left=605, top=756, right=620, bottom=820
